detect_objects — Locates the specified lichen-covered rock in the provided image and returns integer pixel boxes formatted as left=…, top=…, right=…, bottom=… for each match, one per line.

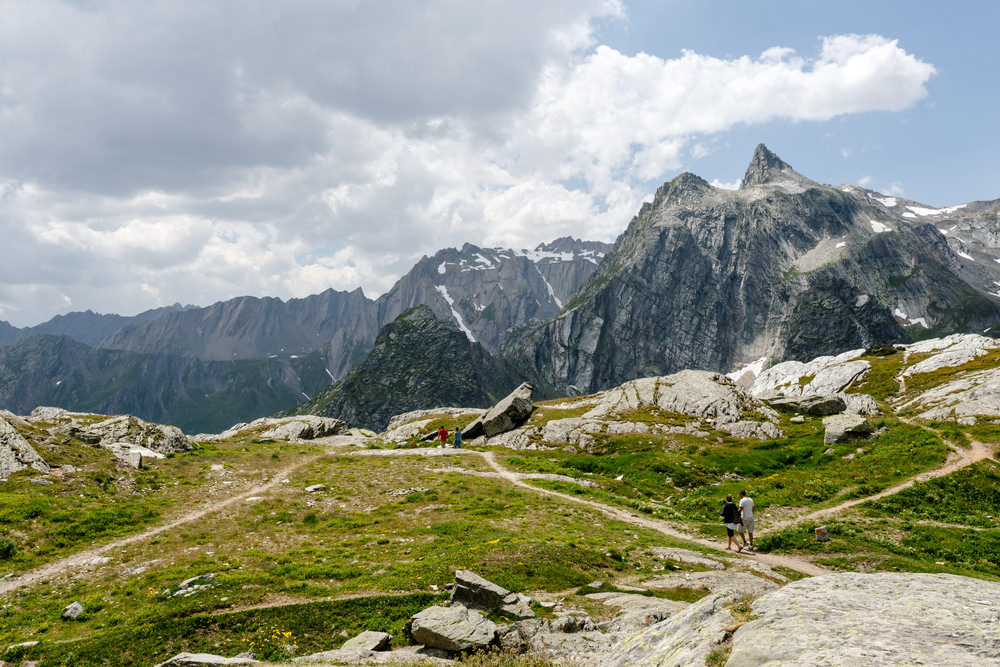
left=822, top=413, right=873, bottom=445
left=61, top=601, right=85, bottom=619
left=0, top=415, right=49, bottom=479
left=341, top=630, right=392, bottom=651
left=898, top=366, right=1000, bottom=422
left=751, top=351, right=870, bottom=398
left=410, top=605, right=498, bottom=652
left=583, top=371, right=781, bottom=440
left=728, top=572, right=1000, bottom=666
left=841, top=392, right=879, bottom=415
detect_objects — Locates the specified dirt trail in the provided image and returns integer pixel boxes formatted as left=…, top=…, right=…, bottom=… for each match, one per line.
left=473, top=451, right=828, bottom=577
left=795, top=438, right=996, bottom=525
left=0, top=458, right=319, bottom=598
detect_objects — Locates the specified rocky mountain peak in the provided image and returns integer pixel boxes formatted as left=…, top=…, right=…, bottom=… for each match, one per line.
left=740, top=143, right=809, bottom=189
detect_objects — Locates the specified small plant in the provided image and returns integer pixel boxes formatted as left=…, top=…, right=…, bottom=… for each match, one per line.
left=0, top=536, right=16, bottom=560
left=243, top=626, right=298, bottom=661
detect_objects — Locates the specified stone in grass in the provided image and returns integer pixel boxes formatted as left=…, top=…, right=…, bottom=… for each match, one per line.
left=61, top=601, right=84, bottom=619
left=821, top=413, right=873, bottom=446
left=451, top=570, right=535, bottom=618
left=305, top=484, right=326, bottom=493
left=410, top=605, right=498, bottom=652
left=341, top=630, right=392, bottom=651
left=154, top=653, right=258, bottom=666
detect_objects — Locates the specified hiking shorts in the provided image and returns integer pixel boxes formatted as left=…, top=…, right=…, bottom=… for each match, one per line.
left=725, top=523, right=738, bottom=537
left=739, top=519, right=754, bottom=534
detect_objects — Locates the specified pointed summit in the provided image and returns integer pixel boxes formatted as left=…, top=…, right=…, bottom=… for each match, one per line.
left=740, top=144, right=809, bottom=189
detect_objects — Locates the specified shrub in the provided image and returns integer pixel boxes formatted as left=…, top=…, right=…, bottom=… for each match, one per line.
left=0, top=536, right=16, bottom=560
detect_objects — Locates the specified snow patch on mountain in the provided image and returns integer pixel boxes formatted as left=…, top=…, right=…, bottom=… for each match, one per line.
left=434, top=285, right=476, bottom=342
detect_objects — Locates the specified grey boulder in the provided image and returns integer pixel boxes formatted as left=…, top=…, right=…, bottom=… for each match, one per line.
left=451, top=570, right=535, bottom=618
left=763, top=393, right=846, bottom=416
left=61, top=601, right=84, bottom=619
left=463, top=383, right=534, bottom=439
left=822, top=413, right=873, bottom=445
left=154, top=654, right=257, bottom=666
left=410, top=605, right=498, bottom=652
left=341, top=630, right=392, bottom=651
left=0, top=415, right=50, bottom=480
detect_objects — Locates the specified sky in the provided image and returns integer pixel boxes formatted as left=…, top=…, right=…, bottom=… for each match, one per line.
left=1, top=0, right=998, bottom=328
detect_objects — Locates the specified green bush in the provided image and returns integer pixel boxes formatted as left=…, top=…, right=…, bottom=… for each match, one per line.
left=0, top=536, right=16, bottom=560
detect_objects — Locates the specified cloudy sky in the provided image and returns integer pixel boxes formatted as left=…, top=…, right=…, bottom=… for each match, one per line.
left=2, top=0, right=997, bottom=327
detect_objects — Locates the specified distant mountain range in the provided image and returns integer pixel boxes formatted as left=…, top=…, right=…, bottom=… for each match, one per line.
left=3, top=145, right=999, bottom=432
left=0, top=239, right=606, bottom=431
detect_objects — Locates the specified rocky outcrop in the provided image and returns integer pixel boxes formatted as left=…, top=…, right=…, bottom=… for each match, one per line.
left=297, top=307, right=523, bottom=431
left=822, top=413, right=873, bottom=445
left=463, top=383, right=534, bottom=439
left=77, top=414, right=192, bottom=454
left=728, top=572, right=1000, bottom=666
left=409, top=605, right=498, bottom=652
left=750, top=349, right=870, bottom=397
left=0, top=414, right=49, bottom=479
left=900, top=366, right=1000, bottom=422
left=901, top=333, right=1000, bottom=376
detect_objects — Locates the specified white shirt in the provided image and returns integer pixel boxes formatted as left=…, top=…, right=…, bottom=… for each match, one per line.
left=739, top=496, right=754, bottom=520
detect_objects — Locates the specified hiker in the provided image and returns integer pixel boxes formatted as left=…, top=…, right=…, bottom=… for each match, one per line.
left=453, top=426, right=462, bottom=449
left=438, top=426, right=448, bottom=448
left=738, top=489, right=755, bottom=549
left=720, top=494, right=743, bottom=552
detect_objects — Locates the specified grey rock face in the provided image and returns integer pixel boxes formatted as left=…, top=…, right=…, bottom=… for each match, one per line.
left=0, top=415, right=49, bottom=479
left=410, top=605, right=498, bottom=652
left=80, top=415, right=192, bottom=455
left=513, top=145, right=1000, bottom=397
left=341, top=630, right=392, bottom=651
left=323, top=238, right=610, bottom=381
left=822, top=413, right=873, bottom=445
left=728, top=572, right=1000, bottom=666
left=763, top=393, right=846, bottom=416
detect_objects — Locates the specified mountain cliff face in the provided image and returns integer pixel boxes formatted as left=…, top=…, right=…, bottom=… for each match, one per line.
left=0, top=335, right=331, bottom=433
left=0, top=305, right=185, bottom=349
left=98, top=288, right=371, bottom=361
left=297, top=306, right=522, bottom=431
left=510, top=145, right=1000, bottom=394
left=322, top=238, right=610, bottom=380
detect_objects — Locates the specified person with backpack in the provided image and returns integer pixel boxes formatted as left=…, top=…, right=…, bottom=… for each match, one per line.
left=719, top=494, right=743, bottom=552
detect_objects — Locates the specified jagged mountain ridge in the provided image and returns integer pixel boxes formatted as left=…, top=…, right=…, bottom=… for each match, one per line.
left=98, top=288, right=372, bottom=361
left=509, top=144, right=1000, bottom=394
left=296, top=306, right=524, bottom=431
left=0, top=305, right=187, bottom=349
left=322, top=237, right=610, bottom=381
left=0, top=334, right=333, bottom=433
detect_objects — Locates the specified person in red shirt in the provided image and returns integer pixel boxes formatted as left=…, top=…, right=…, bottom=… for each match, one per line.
left=438, top=426, right=448, bottom=448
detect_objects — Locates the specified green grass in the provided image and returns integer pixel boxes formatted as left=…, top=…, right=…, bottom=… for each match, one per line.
left=847, top=353, right=903, bottom=400
left=6, top=593, right=442, bottom=666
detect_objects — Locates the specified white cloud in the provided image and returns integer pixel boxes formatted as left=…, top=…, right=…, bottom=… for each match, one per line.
left=0, top=1, right=936, bottom=327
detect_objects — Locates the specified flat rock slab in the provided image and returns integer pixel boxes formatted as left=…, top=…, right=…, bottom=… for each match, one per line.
left=642, top=571, right=778, bottom=598
left=154, top=654, right=257, bottom=666
left=341, top=630, right=392, bottom=652
left=410, top=604, right=498, bottom=652
left=649, top=546, right=725, bottom=570
left=728, top=572, right=1000, bottom=666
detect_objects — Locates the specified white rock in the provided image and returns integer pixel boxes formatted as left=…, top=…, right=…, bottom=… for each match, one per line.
left=0, top=415, right=50, bottom=479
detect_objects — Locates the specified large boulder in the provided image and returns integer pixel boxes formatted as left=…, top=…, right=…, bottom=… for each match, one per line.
left=81, top=415, right=192, bottom=454
left=728, top=572, right=1000, bottom=666
left=763, top=393, right=846, bottom=416
left=463, top=383, right=534, bottom=439
left=410, top=605, right=498, bottom=652
left=822, top=413, right=873, bottom=445
left=451, top=570, right=535, bottom=618
left=0, top=415, right=50, bottom=479
left=341, top=630, right=392, bottom=651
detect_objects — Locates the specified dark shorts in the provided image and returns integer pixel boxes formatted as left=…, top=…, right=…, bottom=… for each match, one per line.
left=726, top=526, right=735, bottom=537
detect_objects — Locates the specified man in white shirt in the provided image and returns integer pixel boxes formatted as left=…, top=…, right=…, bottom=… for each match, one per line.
left=738, top=489, right=755, bottom=549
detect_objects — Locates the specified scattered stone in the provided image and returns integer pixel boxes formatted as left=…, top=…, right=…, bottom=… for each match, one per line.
left=822, top=413, right=873, bottom=445
left=154, top=653, right=258, bottom=666
left=29, top=478, right=54, bottom=485
left=410, top=605, right=498, bottom=652
left=341, top=630, right=392, bottom=651
left=790, top=415, right=805, bottom=423
left=815, top=526, right=830, bottom=542
left=62, top=601, right=84, bottom=619
left=305, top=484, right=326, bottom=493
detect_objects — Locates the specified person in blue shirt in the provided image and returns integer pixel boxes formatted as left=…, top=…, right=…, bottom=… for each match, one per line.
left=453, top=426, right=462, bottom=449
